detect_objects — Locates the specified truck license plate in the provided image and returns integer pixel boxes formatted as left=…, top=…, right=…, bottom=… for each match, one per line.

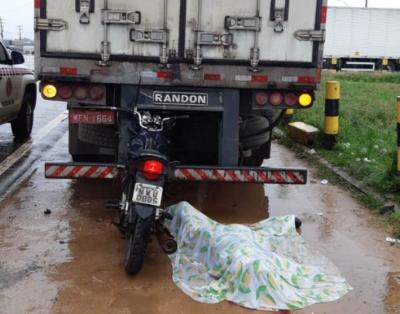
left=69, top=109, right=115, bottom=125
left=132, top=183, right=163, bottom=207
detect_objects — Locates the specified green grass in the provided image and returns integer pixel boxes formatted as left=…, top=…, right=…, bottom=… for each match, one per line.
left=288, top=71, right=400, bottom=196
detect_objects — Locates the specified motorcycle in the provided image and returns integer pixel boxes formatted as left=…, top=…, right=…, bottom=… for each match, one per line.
left=113, top=108, right=188, bottom=275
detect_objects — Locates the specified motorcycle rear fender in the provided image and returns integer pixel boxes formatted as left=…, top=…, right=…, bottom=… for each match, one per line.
left=135, top=204, right=155, bottom=220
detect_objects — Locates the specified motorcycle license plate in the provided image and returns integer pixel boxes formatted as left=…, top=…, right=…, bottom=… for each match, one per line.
left=132, top=183, right=163, bottom=207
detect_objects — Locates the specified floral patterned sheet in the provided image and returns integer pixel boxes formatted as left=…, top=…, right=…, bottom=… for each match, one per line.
left=165, top=202, right=352, bottom=312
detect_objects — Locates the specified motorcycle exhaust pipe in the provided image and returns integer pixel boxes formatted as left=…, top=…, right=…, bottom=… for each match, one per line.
left=155, top=222, right=177, bottom=255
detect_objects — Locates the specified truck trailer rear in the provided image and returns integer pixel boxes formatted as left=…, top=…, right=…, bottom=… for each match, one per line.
left=35, top=0, right=324, bottom=274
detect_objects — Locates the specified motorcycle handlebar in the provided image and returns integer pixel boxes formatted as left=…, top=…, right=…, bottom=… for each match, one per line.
left=110, top=107, right=190, bottom=131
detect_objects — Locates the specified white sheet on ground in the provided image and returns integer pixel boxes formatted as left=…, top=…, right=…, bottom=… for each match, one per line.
left=165, top=202, right=352, bottom=311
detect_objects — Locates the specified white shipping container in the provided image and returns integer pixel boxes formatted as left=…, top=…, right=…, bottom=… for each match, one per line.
left=42, top=0, right=321, bottom=64
left=325, top=7, right=400, bottom=58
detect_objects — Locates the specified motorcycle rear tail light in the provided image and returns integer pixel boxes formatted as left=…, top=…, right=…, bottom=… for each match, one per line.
left=255, top=92, right=269, bottom=106
left=143, top=160, right=164, bottom=181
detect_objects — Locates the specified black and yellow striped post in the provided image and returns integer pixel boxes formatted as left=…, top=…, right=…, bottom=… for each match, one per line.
left=283, top=108, right=294, bottom=123
left=397, top=96, right=400, bottom=172
left=322, top=81, right=340, bottom=150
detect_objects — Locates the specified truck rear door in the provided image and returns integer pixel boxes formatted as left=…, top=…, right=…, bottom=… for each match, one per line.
left=39, top=0, right=324, bottom=67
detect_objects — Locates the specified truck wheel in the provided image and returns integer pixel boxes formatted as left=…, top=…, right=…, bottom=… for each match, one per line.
left=11, top=92, right=35, bottom=139
left=124, top=209, right=154, bottom=275
left=78, top=125, right=116, bottom=148
left=240, top=115, right=270, bottom=138
left=241, top=142, right=271, bottom=166
left=241, top=131, right=270, bottom=151
left=387, top=61, right=397, bottom=72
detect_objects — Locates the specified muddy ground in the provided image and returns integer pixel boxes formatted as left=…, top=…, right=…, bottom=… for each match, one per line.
left=0, top=132, right=399, bottom=313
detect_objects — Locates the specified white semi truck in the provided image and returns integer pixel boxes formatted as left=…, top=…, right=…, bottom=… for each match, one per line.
left=324, top=6, right=400, bottom=71
left=35, top=0, right=324, bottom=274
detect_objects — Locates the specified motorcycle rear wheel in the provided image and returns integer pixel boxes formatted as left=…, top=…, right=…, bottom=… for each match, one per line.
left=124, top=208, right=154, bottom=275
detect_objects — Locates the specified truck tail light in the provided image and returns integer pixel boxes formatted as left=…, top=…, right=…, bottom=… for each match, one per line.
left=89, top=86, right=105, bottom=100
left=59, top=85, right=73, bottom=99
left=270, top=92, right=284, bottom=106
left=299, top=93, right=313, bottom=107
left=255, top=92, right=269, bottom=106
left=74, top=86, right=89, bottom=100
left=42, top=84, right=58, bottom=99
left=142, top=160, right=164, bottom=181
left=284, top=93, right=298, bottom=106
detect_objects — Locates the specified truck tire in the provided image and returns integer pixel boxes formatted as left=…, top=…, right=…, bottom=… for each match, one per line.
left=240, top=115, right=270, bottom=138
left=241, top=142, right=271, bottom=167
left=11, top=91, right=35, bottom=140
left=241, top=132, right=270, bottom=151
left=387, top=61, right=397, bottom=72
left=124, top=209, right=154, bottom=275
left=77, top=125, right=116, bottom=148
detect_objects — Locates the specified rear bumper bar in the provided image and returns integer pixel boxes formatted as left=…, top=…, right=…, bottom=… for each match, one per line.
left=45, top=163, right=307, bottom=185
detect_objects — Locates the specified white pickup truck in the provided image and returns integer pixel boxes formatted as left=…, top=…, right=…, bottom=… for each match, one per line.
left=0, top=40, right=36, bottom=139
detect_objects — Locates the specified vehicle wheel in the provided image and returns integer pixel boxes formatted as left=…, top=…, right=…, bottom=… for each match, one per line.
left=11, top=92, right=35, bottom=139
left=124, top=208, right=155, bottom=275
left=241, top=141, right=271, bottom=167
left=241, top=131, right=270, bottom=151
left=240, top=115, right=270, bottom=138
left=387, top=61, right=397, bottom=72
left=78, top=125, right=116, bottom=148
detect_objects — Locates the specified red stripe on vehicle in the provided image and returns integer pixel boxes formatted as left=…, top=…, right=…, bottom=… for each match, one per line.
left=99, top=167, right=113, bottom=178
left=82, top=166, right=99, bottom=178
left=157, top=71, right=173, bottom=79
left=286, top=171, right=302, bottom=184
left=196, top=169, right=209, bottom=180
left=251, top=75, right=268, bottom=83
left=34, top=0, right=41, bottom=9
left=60, top=67, right=78, bottom=76
left=180, top=169, right=193, bottom=181
left=51, top=166, right=68, bottom=178
left=66, top=166, right=83, bottom=178
left=258, top=171, right=268, bottom=183
left=242, top=170, right=256, bottom=182
left=204, top=73, right=222, bottom=81
left=226, top=170, right=240, bottom=182
left=298, top=76, right=316, bottom=84
left=213, top=170, right=225, bottom=181
left=321, top=5, right=328, bottom=24
left=272, top=171, right=286, bottom=184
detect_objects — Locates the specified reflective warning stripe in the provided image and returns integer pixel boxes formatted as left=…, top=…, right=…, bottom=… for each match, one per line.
left=0, top=67, right=33, bottom=77
left=172, top=168, right=307, bottom=185
left=45, top=164, right=119, bottom=179
left=45, top=163, right=307, bottom=185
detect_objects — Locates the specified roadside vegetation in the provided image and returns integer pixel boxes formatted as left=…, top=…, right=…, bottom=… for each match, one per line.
left=282, top=71, right=400, bottom=234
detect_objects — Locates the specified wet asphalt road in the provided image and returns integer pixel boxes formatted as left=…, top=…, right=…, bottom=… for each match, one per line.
left=0, top=56, right=400, bottom=313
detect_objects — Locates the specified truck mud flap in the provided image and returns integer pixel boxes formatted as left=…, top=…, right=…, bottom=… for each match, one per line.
left=45, top=163, right=307, bottom=185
